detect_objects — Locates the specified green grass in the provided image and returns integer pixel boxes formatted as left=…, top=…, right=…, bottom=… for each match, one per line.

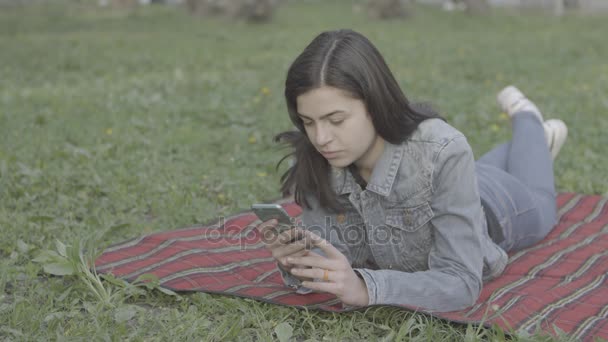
left=1, top=1, right=606, bottom=340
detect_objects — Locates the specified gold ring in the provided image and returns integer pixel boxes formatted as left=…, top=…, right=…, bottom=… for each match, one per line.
left=323, top=269, right=329, bottom=282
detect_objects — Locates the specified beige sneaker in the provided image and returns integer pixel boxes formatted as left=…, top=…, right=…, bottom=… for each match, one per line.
left=543, top=119, right=568, bottom=160
left=497, top=86, right=543, bottom=122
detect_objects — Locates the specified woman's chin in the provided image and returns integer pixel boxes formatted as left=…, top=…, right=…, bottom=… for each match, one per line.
left=327, top=158, right=351, bottom=168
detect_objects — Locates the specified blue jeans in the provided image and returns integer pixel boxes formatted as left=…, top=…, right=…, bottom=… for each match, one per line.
left=476, top=112, right=557, bottom=252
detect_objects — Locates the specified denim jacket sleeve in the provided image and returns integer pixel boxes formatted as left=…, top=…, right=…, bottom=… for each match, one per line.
left=354, top=136, right=484, bottom=312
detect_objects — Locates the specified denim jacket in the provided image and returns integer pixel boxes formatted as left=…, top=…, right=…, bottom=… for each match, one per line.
left=279, top=118, right=508, bottom=312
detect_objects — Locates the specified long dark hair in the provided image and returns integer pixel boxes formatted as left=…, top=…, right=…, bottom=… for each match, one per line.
left=275, top=29, right=442, bottom=212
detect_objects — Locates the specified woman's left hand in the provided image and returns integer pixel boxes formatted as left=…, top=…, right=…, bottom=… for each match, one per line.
left=286, top=231, right=369, bottom=307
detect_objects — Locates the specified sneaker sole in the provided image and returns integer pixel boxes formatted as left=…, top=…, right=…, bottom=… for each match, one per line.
left=543, top=119, right=568, bottom=160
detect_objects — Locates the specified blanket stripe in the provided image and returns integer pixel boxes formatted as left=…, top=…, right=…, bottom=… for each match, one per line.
left=95, top=193, right=608, bottom=341
left=450, top=194, right=602, bottom=321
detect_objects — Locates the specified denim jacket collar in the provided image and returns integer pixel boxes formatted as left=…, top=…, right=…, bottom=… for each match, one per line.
left=331, top=141, right=405, bottom=197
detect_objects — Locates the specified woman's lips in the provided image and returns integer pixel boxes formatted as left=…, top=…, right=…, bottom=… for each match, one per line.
left=320, top=151, right=341, bottom=159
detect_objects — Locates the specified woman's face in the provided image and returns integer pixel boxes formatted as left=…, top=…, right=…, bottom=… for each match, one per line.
left=296, top=86, right=385, bottom=172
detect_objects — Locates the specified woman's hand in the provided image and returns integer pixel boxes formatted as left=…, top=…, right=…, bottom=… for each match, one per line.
left=287, top=231, right=370, bottom=307
left=256, top=219, right=312, bottom=280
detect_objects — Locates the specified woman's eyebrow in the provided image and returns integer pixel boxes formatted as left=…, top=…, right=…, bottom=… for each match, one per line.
left=297, top=110, right=344, bottom=120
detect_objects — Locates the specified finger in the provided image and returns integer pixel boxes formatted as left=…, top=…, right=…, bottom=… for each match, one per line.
left=273, top=239, right=309, bottom=259
left=297, top=249, right=328, bottom=263
left=257, top=219, right=279, bottom=242
left=276, top=249, right=307, bottom=268
left=277, top=227, right=305, bottom=245
left=276, top=246, right=318, bottom=268
left=263, top=227, right=303, bottom=249
left=301, top=249, right=324, bottom=258
left=300, top=280, right=340, bottom=295
left=268, top=227, right=312, bottom=251
left=290, top=267, right=333, bottom=282
left=288, top=249, right=310, bottom=259
left=257, top=218, right=278, bottom=232
left=263, top=228, right=301, bottom=250
left=287, top=254, right=335, bottom=271
left=303, top=230, right=344, bottom=259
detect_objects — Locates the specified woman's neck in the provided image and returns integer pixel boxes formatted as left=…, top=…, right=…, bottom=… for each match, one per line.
left=354, top=136, right=385, bottom=183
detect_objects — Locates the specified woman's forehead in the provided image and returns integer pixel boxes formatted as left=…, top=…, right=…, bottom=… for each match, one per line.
left=296, top=86, right=360, bottom=116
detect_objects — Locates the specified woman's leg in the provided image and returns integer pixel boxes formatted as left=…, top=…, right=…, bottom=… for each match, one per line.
left=479, top=86, right=562, bottom=252
left=477, top=162, right=550, bottom=252
left=506, top=112, right=556, bottom=197
left=500, top=112, right=557, bottom=251
left=477, top=114, right=557, bottom=252
left=478, top=116, right=565, bottom=196
left=477, top=143, right=509, bottom=171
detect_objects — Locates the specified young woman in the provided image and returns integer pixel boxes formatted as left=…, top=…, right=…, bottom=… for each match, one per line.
left=257, top=29, right=568, bottom=312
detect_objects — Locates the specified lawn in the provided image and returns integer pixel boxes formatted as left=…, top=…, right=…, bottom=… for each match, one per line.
left=0, top=1, right=606, bottom=340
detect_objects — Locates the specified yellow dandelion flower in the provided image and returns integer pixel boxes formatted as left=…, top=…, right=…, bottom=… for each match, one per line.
left=499, top=112, right=509, bottom=120
left=261, top=87, right=270, bottom=96
left=257, top=172, right=267, bottom=177
left=248, top=135, right=257, bottom=144
left=217, top=193, right=226, bottom=201
left=105, top=128, right=113, bottom=135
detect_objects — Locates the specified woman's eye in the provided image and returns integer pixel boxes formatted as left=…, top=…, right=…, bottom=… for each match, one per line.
left=330, top=120, right=344, bottom=125
left=302, top=120, right=313, bottom=126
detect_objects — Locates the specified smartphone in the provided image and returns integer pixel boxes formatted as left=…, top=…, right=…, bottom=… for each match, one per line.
left=251, top=203, right=294, bottom=233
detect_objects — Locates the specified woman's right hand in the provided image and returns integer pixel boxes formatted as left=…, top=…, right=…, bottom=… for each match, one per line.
left=256, top=219, right=312, bottom=280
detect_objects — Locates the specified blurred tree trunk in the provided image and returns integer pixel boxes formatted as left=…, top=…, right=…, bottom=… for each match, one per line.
left=185, top=0, right=278, bottom=22
left=463, top=0, right=489, bottom=15
left=235, top=0, right=277, bottom=22
left=564, top=0, right=579, bottom=8
left=367, top=0, right=413, bottom=19
left=111, top=0, right=138, bottom=9
left=185, top=0, right=198, bottom=14
left=553, top=0, right=564, bottom=15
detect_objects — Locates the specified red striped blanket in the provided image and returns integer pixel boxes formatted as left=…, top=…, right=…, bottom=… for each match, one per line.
left=95, top=193, right=608, bottom=341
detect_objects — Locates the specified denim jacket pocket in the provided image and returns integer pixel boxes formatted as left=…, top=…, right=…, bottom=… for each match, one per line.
left=382, top=203, right=434, bottom=272
left=384, top=202, right=434, bottom=232
left=334, top=213, right=366, bottom=263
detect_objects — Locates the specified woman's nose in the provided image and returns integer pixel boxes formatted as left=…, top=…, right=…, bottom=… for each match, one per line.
left=314, top=124, right=333, bottom=146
